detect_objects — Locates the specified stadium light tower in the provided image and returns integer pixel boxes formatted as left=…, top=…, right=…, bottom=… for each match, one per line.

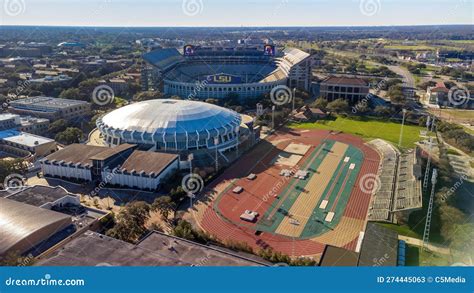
left=423, top=117, right=436, bottom=191
left=398, top=109, right=407, bottom=147
left=422, top=168, right=438, bottom=251
left=423, top=137, right=433, bottom=190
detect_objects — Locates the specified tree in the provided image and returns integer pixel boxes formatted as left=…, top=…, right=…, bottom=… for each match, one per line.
left=59, top=88, right=81, bottom=100
left=48, top=119, right=68, bottom=135
left=353, top=100, right=370, bottom=114
left=151, top=196, right=176, bottom=220
left=0, top=159, right=27, bottom=184
left=449, top=223, right=474, bottom=259
left=327, top=98, right=349, bottom=113
left=387, top=85, right=404, bottom=104
left=437, top=205, right=466, bottom=242
left=374, top=106, right=392, bottom=117
left=171, top=219, right=211, bottom=244
left=106, top=201, right=150, bottom=243
left=55, top=127, right=84, bottom=145
left=311, top=98, right=328, bottom=111
left=172, top=219, right=196, bottom=241
left=133, top=91, right=164, bottom=101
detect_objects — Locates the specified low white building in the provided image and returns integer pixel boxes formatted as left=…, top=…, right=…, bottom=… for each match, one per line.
left=0, top=129, right=56, bottom=157
left=40, top=144, right=179, bottom=191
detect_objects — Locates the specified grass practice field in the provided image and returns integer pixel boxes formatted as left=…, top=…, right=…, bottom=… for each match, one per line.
left=289, top=117, right=423, bottom=149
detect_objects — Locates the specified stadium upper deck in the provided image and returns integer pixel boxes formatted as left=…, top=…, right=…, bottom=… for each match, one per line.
left=142, top=45, right=312, bottom=99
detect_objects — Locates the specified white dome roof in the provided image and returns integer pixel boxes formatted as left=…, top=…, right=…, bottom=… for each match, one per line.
left=98, top=99, right=241, bottom=138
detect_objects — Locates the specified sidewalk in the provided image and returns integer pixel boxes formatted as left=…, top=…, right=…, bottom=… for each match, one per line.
left=398, top=235, right=451, bottom=255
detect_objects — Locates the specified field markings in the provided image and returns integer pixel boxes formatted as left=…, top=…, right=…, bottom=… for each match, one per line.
left=275, top=142, right=348, bottom=237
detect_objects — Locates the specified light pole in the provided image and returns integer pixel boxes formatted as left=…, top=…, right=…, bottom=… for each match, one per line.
left=271, top=105, right=275, bottom=130
left=214, top=137, right=219, bottom=172
left=398, top=109, right=407, bottom=148
left=187, top=153, right=193, bottom=176
left=235, top=125, right=240, bottom=158
left=292, top=88, right=296, bottom=113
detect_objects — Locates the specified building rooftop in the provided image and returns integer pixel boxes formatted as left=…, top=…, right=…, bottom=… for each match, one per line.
left=98, top=99, right=241, bottom=136
left=0, top=197, right=72, bottom=256
left=0, top=113, right=19, bottom=122
left=10, top=96, right=89, bottom=109
left=88, top=143, right=136, bottom=161
left=319, top=245, right=359, bottom=266
left=0, top=130, right=54, bottom=147
left=36, top=231, right=267, bottom=266
left=43, top=144, right=135, bottom=167
left=119, top=150, right=178, bottom=175
left=0, top=185, right=77, bottom=207
left=358, top=222, right=399, bottom=266
left=42, top=144, right=107, bottom=167
left=322, top=76, right=369, bottom=86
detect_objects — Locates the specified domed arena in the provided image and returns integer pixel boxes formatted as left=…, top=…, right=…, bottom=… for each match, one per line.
left=96, top=99, right=258, bottom=165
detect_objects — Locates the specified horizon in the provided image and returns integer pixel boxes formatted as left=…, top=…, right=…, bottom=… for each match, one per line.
left=1, top=24, right=473, bottom=28
left=0, top=0, right=472, bottom=27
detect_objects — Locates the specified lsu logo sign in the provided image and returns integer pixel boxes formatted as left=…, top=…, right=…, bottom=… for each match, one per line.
left=206, top=74, right=241, bottom=84
left=183, top=45, right=195, bottom=56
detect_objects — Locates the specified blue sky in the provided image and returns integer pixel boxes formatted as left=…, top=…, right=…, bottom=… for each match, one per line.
left=0, top=0, right=472, bottom=27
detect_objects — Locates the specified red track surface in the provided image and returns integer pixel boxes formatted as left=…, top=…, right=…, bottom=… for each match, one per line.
left=197, top=129, right=380, bottom=257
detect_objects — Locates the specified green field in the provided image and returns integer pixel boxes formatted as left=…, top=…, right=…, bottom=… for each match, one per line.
left=384, top=44, right=435, bottom=51
left=289, top=117, right=423, bottom=149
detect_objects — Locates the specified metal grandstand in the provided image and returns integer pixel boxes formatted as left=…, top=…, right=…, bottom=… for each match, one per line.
left=367, top=139, right=423, bottom=222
